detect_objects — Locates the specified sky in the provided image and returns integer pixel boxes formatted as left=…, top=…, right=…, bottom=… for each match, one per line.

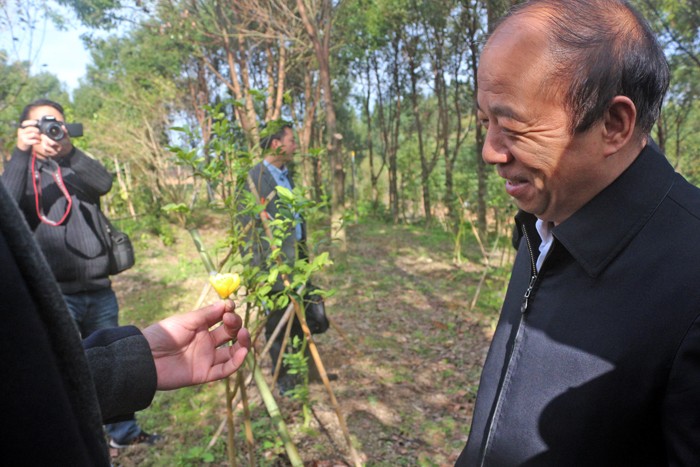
left=1, top=6, right=93, bottom=95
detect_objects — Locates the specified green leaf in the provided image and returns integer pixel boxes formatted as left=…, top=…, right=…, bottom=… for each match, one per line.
left=161, top=203, right=190, bottom=214
left=275, top=185, right=294, bottom=200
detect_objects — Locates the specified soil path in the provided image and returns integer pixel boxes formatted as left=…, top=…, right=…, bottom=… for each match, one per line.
left=300, top=221, right=496, bottom=465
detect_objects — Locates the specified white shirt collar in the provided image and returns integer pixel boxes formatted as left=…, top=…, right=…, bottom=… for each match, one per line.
left=535, top=218, right=555, bottom=272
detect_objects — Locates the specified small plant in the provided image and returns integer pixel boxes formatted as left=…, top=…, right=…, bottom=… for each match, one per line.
left=179, top=445, right=216, bottom=464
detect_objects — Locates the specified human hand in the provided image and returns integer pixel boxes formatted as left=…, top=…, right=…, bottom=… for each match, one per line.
left=142, top=300, right=251, bottom=390
left=17, top=119, right=72, bottom=157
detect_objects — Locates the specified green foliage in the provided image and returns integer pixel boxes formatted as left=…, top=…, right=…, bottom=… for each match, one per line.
left=245, top=411, right=286, bottom=462
left=108, top=207, right=503, bottom=464
left=57, top=0, right=147, bottom=29
left=260, top=118, right=293, bottom=141
left=630, top=0, right=700, bottom=186
left=0, top=55, right=68, bottom=157
left=179, top=445, right=216, bottom=464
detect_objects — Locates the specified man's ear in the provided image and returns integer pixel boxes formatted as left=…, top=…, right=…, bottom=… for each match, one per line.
left=603, top=96, right=637, bottom=157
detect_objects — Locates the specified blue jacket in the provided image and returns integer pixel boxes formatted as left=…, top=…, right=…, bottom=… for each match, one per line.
left=458, top=144, right=700, bottom=466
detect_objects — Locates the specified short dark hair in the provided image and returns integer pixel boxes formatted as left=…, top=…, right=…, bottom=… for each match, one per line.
left=498, top=0, right=669, bottom=135
left=259, top=120, right=293, bottom=150
left=19, top=99, right=65, bottom=124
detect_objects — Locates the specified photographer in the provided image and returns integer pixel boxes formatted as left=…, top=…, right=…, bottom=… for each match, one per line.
left=1, top=99, right=160, bottom=450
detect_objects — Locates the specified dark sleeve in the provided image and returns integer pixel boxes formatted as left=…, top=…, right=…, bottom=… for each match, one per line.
left=1, top=147, right=32, bottom=201
left=83, top=326, right=158, bottom=422
left=662, top=314, right=700, bottom=465
left=239, top=165, right=264, bottom=262
left=61, top=148, right=113, bottom=200
left=0, top=177, right=110, bottom=465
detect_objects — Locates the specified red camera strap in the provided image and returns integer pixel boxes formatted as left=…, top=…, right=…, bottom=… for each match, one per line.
left=31, top=152, right=72, bottom=226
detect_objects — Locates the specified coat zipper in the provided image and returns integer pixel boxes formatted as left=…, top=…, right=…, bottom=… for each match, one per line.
left=480, top=224, right=538, bottom=466
left=520, top=229, right=538, bottom=314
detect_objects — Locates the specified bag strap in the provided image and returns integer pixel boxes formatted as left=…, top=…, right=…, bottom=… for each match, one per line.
left=246, top=174, right=277, bottom=207
left=31, top=153, right=73, bottom=226
left=96, top=209, right=115, bottom=246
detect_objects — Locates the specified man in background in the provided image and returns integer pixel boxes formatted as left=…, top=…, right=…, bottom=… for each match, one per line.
left=242, top=121, right=309, bottom=395
left=1, top=99, right=160, bottom=449
left=458, top=0, right=700, bottom=464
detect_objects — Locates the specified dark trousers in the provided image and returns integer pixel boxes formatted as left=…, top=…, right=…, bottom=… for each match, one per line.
left=264, top=306, right=305, bottom=378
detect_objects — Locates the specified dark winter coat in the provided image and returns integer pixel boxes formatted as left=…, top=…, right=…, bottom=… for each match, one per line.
left=458, top=143, right=700, bottom=466
left=242, top=161, right=307, bottom=292
left=2, top=147, right=114, bottom=293
left=0, top=177, right=157, bottom=466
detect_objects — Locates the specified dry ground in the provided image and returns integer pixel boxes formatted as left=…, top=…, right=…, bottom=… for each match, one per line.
left=110, top=217, right=507, bottom=466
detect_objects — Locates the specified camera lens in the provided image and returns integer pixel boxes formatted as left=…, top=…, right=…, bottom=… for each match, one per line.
left=38, top=116, right=65, bottom=141
left=47, top=123, right=62, bottom=139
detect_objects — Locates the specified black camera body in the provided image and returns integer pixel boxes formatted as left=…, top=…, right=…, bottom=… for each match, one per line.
left=37, top=116, right=83, bottom=141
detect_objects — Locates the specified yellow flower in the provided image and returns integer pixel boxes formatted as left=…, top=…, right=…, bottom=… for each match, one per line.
left=209, top=273, right=241, bottom=299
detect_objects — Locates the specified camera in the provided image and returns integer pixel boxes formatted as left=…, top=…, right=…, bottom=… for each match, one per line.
left=36, top=116, right=84, bottom=141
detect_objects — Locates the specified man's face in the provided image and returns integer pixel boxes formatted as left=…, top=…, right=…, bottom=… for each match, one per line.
left=477, top=16, right=607, bottom=225
left=272, top=127, right=297, bottom=163
left=27, top=105, right=72, bottom=157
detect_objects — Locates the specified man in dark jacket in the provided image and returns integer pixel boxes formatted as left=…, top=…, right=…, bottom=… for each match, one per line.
left=458, top=0, right=700, bottom=465
left=241, top=121, right=309, bottom=394
left=0, top=174, right=251, bottom=466
left=2, top=98, right=153, bottom=447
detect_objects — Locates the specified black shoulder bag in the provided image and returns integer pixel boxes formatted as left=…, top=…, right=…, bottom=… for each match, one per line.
left=99, top=211, right=135, bottom=275
left=304, top=283, right=329, bottom=335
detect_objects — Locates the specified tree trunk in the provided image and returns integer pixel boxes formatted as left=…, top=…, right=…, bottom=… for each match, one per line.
left=656, top=109, right=666, bottom=154
left=187, top=58, right=214, bottom=201
left=407, top=40, right=432, bottom=224
left=371, top=52, right=390, bottom=213
left=363, top=58, right=380, bottom=210
left=264, top=36, right=287, bottom=122
left=444, top=4, right=473, bottom=232
left=296, top=0, right=346, bottom=250
left=472, top=0, right=515, bottom=238
left=389, top=37, right=402, bottom=224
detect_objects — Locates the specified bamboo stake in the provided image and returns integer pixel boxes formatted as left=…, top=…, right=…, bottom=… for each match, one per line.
left=250, top=354, right=303, bottom=466
left=225, top=377, right=238, bottom=467
left=463, top=209, right=503, bottom=314
left=260, top=302, right=296, bottom=361
left=208, top=371, right=256, bottom=450
left=237, top=372, right=256, bottom=467
left=208, top=418, right=227, bottom=450
left=188, top=228, right=217, bottom=274
left=290, top=297, right=362, bottom=466
left=327, top=315, right=359, bottom=354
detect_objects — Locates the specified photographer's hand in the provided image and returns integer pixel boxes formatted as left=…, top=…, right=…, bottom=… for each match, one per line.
left=17, top=119, right=73, bottom=158
left=17, top=120, right=41, bottom=152
left=141, top=300, right=251, bottom=391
